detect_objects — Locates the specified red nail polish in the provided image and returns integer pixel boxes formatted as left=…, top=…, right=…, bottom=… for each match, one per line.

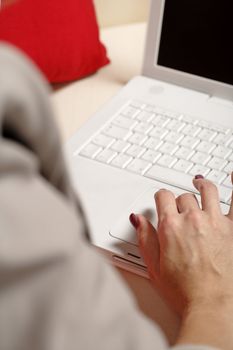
left=129, top=213, right=139, bottom=229
left=195, top=174, right=204, bottom=179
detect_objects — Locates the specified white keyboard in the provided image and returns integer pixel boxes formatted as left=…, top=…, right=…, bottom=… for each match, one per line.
left=77, top=100, right=233, bottom=204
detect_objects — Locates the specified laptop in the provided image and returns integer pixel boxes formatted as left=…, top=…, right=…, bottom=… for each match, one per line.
left=65, top=0, right=233, bottom=277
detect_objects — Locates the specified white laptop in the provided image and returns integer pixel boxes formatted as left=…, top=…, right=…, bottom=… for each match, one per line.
left=66, top=0, right=233, bottom=277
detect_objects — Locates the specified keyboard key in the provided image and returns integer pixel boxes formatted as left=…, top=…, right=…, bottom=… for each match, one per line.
left=121, top=106, right=139, bottom=118
left=113, top=115, right=137, bottom=129
left=128, top=132, right=148, bottom=145
left=142, top=150, right=161, bottom=163
left=145, top=164, right=195, bottom=191
left=144, top=137, right=163, bottom=150
left=136, top=110, right=154, bottom=122
left=149, top=126, right=168, bottom=139
left=175, top=146, right=194, bottom=160
left=182, top=124, right=201, bottom=137
left=133, top=122, right=153, bottom=134
left=79, top=143, right=102, bottom=158
left=191, top=151, right=211, bottom=165
left=127, top=159, right=151, bottom=175
left=212, top=145, right=231, bottom=159
left=157, top=155, right=177, bottom=168
left=126, top=145, right=146, bottom=158
left=207, top=157, right=228, bottom=171
left=213, top=133, right=233, bottom=146
left=181, top=136, right=200, bottom=149
left=224, top=161, right=233, bottom=174
left=159, top=142, right=179, bottom=155
left=96, top=149, right=117, bottom=164
left=173, top=159, right=193, bottom=173
left=189, top=164, right=210, bottom=177
left=196, top=141, right=216, bottom=154
left=206, top=170, right=227, bottom=185
left=164, top=131, right=184, bottom=144
left=92, top=134, right=115, bottom=148
left=152, top=114, right=170, bottom=127
left=212, top=133, right=226, bottom=145
left=198, top=129, right=217, bottom=141
left=166, top=120, right=185, bottom=132
left=111, top=140, right=130, bottom=152
left=103, top=124, right=131, bottom=139
left=111, top=154, right=132, bottom=168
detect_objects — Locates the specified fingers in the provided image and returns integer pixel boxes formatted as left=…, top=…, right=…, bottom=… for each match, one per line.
left=227, top=172, right=233, bottom=219
left=155, top=189, right=178, bottom=221
left=176, top=193, right=199, bottom=213
left=193, top=177, right=221, bottom=215
left=129, top=213, right=160, bottom=278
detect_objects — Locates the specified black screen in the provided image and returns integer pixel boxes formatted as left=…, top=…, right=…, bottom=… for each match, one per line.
left=157, top=0, right=233, bottom=85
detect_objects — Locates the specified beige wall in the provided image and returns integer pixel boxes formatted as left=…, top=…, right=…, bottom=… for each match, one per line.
left=93, top=0, right=150, bottom=27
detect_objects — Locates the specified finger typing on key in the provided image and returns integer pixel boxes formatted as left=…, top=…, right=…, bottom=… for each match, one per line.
left=130, top=172, right=233, bottom=350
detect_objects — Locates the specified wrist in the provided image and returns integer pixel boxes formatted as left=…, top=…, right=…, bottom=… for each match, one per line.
left=186, top=293, right=233, bottom=315
left=176, top=296, right=233, bottom=350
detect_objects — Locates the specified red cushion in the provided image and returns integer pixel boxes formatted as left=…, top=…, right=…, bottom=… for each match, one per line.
left=0, top=0, right=110, bottom=83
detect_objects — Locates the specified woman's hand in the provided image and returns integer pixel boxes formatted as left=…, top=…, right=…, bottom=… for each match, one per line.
left=130, top=175, right=233, bottom=315
left=130, top=175, right=233, bottom=349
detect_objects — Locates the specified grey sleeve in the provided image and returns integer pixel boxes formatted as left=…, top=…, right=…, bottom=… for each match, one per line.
left=0, top=43, right=219, bottom=350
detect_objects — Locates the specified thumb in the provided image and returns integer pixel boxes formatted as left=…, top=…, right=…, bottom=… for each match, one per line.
left=129, top=213, right=160, bottom=279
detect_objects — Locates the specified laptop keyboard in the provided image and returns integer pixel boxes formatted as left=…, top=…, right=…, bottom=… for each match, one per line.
left=77, top=100, right=233, bottom=205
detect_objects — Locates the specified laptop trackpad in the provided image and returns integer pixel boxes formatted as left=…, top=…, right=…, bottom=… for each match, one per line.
left=109, top=186, right=230, bottom=246
left=109, top=187, right=159, bottom=246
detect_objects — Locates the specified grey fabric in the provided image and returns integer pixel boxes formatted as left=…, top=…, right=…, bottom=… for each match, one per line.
left=0, top=43, right=218, bottom=350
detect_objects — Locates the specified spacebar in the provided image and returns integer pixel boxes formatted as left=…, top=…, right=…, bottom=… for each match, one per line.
left=145, top=165, right=196, bottom=192
left=144, top=164, right=230, bottom=203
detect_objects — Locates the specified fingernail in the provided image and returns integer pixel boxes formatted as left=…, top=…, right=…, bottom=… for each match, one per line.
left=129, top=213, right=139, bottom=229
left=194, top=174, right=204, bottom=179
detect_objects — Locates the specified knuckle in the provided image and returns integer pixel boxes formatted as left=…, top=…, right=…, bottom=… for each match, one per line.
left=186, top=209, right=201, bottom=224
left=160, top=214, right=177, bottom=231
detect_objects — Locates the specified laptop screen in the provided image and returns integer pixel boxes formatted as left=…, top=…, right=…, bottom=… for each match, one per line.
left=157, top=0, right=233, bottom=86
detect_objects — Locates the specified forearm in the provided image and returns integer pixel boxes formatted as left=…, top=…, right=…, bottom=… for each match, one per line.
left=176, top=300, right=233, bottom=350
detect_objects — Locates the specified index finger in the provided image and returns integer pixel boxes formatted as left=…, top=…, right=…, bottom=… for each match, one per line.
left=154, top=189, right=178, bottom=221
left=193, top=178, right=221, bottom=215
